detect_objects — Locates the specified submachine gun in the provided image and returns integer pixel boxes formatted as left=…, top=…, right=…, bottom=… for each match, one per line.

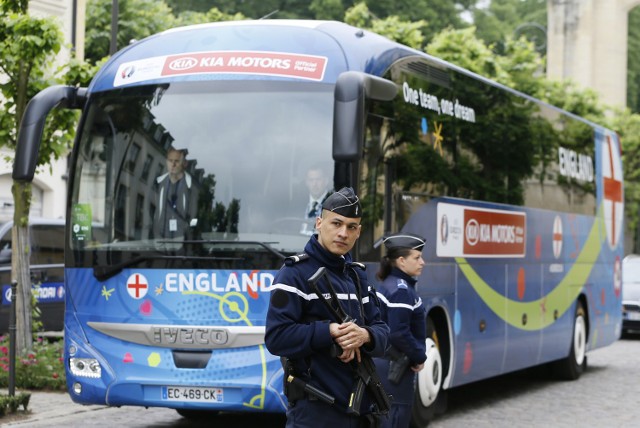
left=308, top=267, right=392, bottom=416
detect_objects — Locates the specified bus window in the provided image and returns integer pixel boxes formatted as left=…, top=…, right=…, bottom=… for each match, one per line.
left=70, top=81, right=333, bottom=263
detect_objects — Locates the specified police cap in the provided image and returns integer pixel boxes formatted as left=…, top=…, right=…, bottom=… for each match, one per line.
left=383, top=233, right=426, bottom=251
left=321, top=187, right=362, bottom=218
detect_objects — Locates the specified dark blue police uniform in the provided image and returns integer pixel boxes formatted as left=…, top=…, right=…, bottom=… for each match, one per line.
left=265, top=235, right=389, bottom=427
left=373, top=231, right=427, bottom=428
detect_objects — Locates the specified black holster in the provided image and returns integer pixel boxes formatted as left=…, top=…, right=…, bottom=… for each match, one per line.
left=282, top=357, right=304, bottom=403
left=281, top=357, right=335, bottom=406
left=387, top=346, right=411, bottom=385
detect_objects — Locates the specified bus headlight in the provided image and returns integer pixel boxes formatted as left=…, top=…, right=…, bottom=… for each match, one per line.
left=69, top=358, right=102, bottom=378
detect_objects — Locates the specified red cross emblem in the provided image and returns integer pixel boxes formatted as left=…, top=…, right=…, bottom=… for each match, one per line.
left=126, top=273, right=148, bottom=299
left=552, top=215, right=563, bottom=259
left=602, top=134, right=623, bottom=249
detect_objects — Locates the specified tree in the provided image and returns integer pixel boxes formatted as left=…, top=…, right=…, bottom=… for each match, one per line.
left=85, top=0, right=245, bottom=65
left=472, top=0, right=547, bottom=55
left=0, top=0, right=96, bottom=352
left=85, top=0, right=176, bottom=65
left=628, top=6, right=640, bottom=113
left=344, top=3, right=426, bottom=49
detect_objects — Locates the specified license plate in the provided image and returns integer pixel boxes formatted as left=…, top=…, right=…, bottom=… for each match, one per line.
left=161, top=386, right=224, bottom=403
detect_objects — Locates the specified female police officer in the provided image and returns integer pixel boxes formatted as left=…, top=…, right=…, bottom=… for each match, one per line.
left=374, top=233, right=427, bottom=428
left=265, top=187, right=389, bottom=427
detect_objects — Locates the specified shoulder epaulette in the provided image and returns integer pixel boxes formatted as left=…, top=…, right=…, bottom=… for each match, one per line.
left=350, top=261, right=366, bottom=270
left=284, top=253, right=310, bottom=266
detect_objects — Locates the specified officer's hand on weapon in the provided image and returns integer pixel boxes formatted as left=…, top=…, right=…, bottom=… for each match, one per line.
left=331, top=321, right=371, bottom=350
left=330, top=322, right=372, bottom=363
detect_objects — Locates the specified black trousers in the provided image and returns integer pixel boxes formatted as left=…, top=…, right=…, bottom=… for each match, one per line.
left=286, top=398, right=380, bottom=428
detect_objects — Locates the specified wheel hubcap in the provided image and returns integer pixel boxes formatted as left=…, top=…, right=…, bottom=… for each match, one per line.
left=574, top=315, right=586, bottom=365
left=418, top=338, right=442, bottom=407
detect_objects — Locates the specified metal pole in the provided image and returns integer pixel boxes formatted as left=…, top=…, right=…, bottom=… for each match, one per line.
left=8, top=280, right=17, bottom=396
left=110, top=0, right=118, bottom=55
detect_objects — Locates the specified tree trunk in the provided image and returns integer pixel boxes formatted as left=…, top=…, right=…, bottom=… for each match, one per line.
left=11, top=180, right=32, bottom=354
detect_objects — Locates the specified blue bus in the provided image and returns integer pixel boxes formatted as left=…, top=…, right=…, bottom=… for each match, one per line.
left=13, top=20, right=623, bottom=424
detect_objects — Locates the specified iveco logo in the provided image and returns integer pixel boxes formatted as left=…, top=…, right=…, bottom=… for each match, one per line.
left=87, top=321, right=266, bottom=349
left=168, top=57, right=198, bottom=71
left=153, top=327, right=228, bottom=346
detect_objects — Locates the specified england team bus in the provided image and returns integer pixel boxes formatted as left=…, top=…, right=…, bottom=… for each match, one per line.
left=13, top=20, right=623, bottom=425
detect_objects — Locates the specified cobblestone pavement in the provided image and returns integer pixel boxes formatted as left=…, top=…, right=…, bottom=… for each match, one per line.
left=2, top=336, right=639, bottom=427
left=431, top=335, right=640, bottom=428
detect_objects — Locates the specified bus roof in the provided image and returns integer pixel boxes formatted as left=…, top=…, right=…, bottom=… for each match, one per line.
left=88, top=19, right=608, bottom=131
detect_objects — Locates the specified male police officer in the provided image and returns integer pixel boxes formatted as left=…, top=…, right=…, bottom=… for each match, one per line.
left=265, top=187, right=389, bottom=427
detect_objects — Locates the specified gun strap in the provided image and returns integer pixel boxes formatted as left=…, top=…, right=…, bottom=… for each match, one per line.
left=310, top=278, right=346, bottom=323
left=348, top=266, right=366, bottom=324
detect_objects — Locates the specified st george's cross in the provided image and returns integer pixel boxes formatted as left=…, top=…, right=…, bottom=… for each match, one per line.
left=602, top=133, right=623, bottom=249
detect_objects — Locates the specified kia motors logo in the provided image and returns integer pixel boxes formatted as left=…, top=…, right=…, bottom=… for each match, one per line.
left=168, top=57, right=198, bottom=71
left=465, top=219, right=479, bottom=246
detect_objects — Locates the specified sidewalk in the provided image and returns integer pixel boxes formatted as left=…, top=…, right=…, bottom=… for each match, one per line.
left=0, top=389, right=105, bottom=426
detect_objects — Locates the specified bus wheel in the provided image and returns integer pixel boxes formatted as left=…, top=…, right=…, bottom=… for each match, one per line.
left=176, top=409, right=220, bottom=419
left=411, top=318, right=447, bottom=427
left=552, top=301, right=587, bottom=380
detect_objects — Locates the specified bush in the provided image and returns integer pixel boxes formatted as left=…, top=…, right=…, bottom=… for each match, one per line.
left=0, top=392, right=31, bottom=416
left=0, top=335, right=65, bottom=391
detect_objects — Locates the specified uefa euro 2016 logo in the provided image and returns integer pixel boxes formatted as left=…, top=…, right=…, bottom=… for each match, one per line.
left=440, top=214, right=449, bottom=246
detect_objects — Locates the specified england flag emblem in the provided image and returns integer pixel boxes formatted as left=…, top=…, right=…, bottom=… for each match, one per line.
left=552, top=215, right=563, bottom=259
left=602, top=133, right=623, bottom=250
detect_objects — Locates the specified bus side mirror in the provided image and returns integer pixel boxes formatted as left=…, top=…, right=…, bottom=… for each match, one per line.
left=332, top=71, right=397, bottom=162
left=13, top=85, right=87, bottom=182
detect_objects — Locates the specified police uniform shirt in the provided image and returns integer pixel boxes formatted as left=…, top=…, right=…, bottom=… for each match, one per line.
left=376, top=267, right=427, bottom=366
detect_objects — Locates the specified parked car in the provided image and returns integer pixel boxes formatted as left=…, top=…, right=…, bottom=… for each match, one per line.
left=622, top=254, right=640, bottom=335
left=0, top=218, right=65, bottom=334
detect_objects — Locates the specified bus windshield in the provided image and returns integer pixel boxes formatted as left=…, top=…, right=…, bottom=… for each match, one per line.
left=69, top=81, right=333, bottom=266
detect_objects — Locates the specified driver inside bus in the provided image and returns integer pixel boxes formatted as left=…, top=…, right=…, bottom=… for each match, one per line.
left=299, top=163, right=331, bottom=235
left=153, top=147, right=196, bottom=239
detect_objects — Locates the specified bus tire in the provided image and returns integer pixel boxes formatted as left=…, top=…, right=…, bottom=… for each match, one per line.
left=176, top=409, right=220, bottom=419
left=411, top=317, right=447, bottom=427
left=552, top=301, right=587, bottom=380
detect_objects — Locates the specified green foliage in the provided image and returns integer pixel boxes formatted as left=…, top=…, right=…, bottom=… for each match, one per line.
left=174, top=7, right=246, bottom=28
left=497, top=36, right=545, bottom=95
left=0, top=392, right=30, bottom=417
left=344, top=3, right=425, bottom=49
left=539, top=79, right=606, bottom=123
left=85, top=0, right=247, bottom=65
left=85, top=0, right=176, bottom=65
left=0, top=336, right=65, bottom=391
left=364, top=0, right=469, bottom=42
left=628, top=7, right=640, bottom=113
left=427, top=27, right=511, bottom=85
left=0, top=4, right=94, bottom=168
left=0, top=12, right=63, bottom=148
left=310, top=0, right=345, bottom=20
left=473, top=0, right=547, bottom=54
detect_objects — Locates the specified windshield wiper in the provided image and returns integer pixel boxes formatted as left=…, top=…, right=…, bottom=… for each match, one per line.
left=182, top=240, right=286, bottom=261
left=93, top=255, right=243, bottom=282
